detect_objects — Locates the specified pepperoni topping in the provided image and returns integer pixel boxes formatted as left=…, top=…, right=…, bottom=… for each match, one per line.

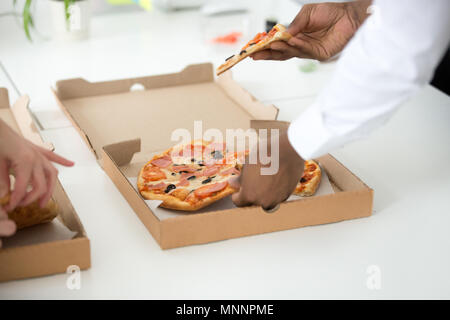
left=176, top=179, right=189, bottom=187
left=300, top=173, right=314, bottom=184
left=220, top=167, right=240, bottom=176
left=183, top=144, right=205, bottom=159
left=241, top=31, right=267, bottom=51
left=172, top=165, right=197, bottom=173
left=142, top=167, right=166, bottom=181
left=202, top=166, right=219, bottom=177
left=151, top=155, right=172, bottom=168
left=267, top=26, right=278, bottom=37
left=194, top=181, right=228, bottom=199
left=143, top=182, right=167, bottom=191
left=180, top=172, right=197, bottom=179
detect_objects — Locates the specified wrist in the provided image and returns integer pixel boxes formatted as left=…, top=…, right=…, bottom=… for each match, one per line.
left=280, top=132, right=304, bottom=165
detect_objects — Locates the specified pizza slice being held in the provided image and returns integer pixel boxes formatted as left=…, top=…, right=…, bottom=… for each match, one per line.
left=216, top=24, right=292, bottom=76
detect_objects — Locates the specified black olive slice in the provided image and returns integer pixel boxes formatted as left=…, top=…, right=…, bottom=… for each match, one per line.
left=164, top=184, right=176, bottom=193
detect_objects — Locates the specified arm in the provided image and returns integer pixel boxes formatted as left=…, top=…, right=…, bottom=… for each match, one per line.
left=0, top=119, right=74, bottom=246
left=232, top=0, right=450, bottom=209
left=288, top=0, right=450, bottom=160
left=253, top=0, right=372, bottom=61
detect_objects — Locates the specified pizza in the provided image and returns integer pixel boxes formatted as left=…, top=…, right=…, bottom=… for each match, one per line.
left=138, top=140, right=322, bottom=211
left=216, top=24, right=292, bottom=76
left=294, top=160, right=322, bottom=197
left=138, top=140, right=244, bottom=211
left=0, top=193, right=58, bottom=230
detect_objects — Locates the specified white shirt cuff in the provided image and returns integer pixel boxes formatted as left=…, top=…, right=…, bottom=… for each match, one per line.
left=287, top=105, right=335, bottom=160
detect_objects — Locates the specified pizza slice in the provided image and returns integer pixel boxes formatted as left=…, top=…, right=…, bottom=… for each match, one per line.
left=293, top=160, right=322, bottom=197
left=0, top=193, right=58, bottom=230
left=216, top=24, right=292, bottom=76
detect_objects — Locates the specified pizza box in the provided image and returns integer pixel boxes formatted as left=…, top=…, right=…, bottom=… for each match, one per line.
left=0, top=88, right=90, bottom=282
left=51, top=63, right=373, bottom=249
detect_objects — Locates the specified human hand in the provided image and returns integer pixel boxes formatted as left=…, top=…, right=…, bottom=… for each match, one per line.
left=231, top=132, right=305, bottom=210
left=0, top=119, right=74, bottom=212
left=0, top=205, right=16, bottom=248
left=252, top=0, right=371, bottom=61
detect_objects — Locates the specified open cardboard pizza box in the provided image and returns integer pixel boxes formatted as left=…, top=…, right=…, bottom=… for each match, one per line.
left=0, top=88, right=90, bottom=282
left=52, top=63, right=373, bottom=249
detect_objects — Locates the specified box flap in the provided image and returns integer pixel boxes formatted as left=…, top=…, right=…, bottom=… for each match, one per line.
left=0, top=88, right=10, bottom=109
left=0, top=87, right=52, bottom=150
left=217, top=72, right=279, bottom=120
left=55, top=63, right=215, bottom=100
left=53, top=63, right=278, bottom=161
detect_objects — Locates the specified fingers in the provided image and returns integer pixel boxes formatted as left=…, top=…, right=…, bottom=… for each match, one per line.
left=39, top=164, right=57, bottom=208
left=0, top=160, right=10, bottom=198
left=231, top=191, right=254, bottom=208
left=228, top=176, right=240, bottom=190
left=0, top=205, right=7, bottom=219
left=19, top=164, right=47, bottom=207
left=270, top=41, right=313, bottom=59
left=287, top=37, right=315, bottom=58
left=287, top=4, right=313, bottom=35
left=252, top=48, right=290, bottom=61
left=0, top=205, right=15, bottom=247
left=251, top=49, right=275, bottom=60
left=251, top=41, right=311, bottom=61
left=36, top=146, right=74, bottom=167
left=6, top=163, right=32, bottom=211
left=0, top=219, right=16, bottom=237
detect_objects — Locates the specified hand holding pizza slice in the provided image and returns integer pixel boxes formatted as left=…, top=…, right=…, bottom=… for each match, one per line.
left=216, top=24, right=292, bottom=76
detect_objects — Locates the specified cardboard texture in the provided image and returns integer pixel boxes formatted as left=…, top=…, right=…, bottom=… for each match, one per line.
left=0, top=88, right=90, bottom=282
left=52, top=63, right=373, bottom=249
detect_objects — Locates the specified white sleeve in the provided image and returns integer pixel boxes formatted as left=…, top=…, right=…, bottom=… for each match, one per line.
left=288, top=0, right=450, bottom=160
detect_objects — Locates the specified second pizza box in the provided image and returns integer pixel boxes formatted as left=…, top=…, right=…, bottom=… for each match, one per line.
left=52, top=63, right=373, bottom=249
left=0, top=88, right=90, bottom=282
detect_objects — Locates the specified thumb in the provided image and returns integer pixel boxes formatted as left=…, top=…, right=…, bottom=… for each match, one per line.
left=287, top=36, right=315, bottom=58
left=287, top=5, right=312, bottom=35
left=228, top=176, right=241, bottom=190
left=0, top=160, right=10, bottom=198
left=287, top=36, right=308, bottom=50
left=231, top=191, right=251, bottom=208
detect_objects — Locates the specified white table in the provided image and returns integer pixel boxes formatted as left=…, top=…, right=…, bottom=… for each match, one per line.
left=0, top=1, right=449, bottom=299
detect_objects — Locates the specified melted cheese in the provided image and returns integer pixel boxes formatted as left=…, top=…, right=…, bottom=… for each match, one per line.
left=145, top=162, right=237, bottom=194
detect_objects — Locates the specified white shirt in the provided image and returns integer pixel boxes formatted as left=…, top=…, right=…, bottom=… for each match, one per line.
left=288, top=0, right=450, bottom=160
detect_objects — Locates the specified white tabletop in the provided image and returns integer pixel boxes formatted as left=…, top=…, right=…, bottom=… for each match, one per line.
left=0, top=1, right=449, bottom=299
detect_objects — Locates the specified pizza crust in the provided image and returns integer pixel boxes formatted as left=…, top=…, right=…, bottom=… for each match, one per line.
left=140, top=185, right=237, bottom=211
left=216, top=24, right=292, bottom=76
left=293, top=160, right=322, bottom=197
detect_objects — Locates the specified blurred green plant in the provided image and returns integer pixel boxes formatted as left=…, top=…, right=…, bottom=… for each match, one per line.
left=13, top=0, right=76, bottom=41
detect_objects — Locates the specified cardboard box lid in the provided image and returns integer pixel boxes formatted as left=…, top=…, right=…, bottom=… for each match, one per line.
left=52, top=63, right=279, bottom=160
